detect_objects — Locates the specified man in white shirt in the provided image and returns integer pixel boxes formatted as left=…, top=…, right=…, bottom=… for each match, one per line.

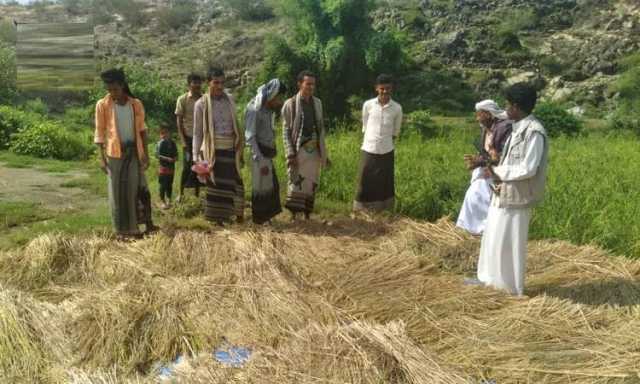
left=353, top=74, right=403, bottom=212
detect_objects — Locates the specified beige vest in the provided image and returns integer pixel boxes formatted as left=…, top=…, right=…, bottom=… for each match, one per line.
left=201, top=93, right=244, bottom=177
left=498, top=116, right=549, bottom=209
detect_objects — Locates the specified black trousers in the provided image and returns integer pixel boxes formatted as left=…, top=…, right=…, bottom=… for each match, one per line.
left=181, top=139, right=200, bottom=190
left=159, top=174, right=174, bottom=201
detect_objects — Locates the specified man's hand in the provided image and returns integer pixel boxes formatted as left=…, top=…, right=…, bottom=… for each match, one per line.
left=140, top=154, right=150, bottom=171
left=464, top=154, right=480, bottom=170
left=260, top=166, right=270, bottom=176
left=489, top=148, right=499, bottom=163
left=486, top=166, right=500, bottom=181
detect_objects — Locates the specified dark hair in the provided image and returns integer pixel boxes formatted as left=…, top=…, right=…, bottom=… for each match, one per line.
left=505, top=82, right=537, bottom=114
left=100, top=68, right=135, bottom=98
left=159, top=125, right=170, bottom=132
left=187, top=72, right=203, bottom=84
left=207, top=67, right=225, bottom=81
left=297, top=70, right=316, bottom=83
left=376, top=74, right=394, bottom=85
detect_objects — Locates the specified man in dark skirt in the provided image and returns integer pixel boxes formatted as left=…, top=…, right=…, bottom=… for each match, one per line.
left=245, top=79, right=287, bottom=224
left=193, top=68, right=245, bottom=225
left=353, top=74, right=403, bottom=212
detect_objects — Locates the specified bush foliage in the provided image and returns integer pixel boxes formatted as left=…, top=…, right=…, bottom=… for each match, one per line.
left=0, top=105, right=92, bottom=159
left=609, top=54, right=640, bottom=135
left=534, top=102, right=583, bottom=137
left=0, top=106, right=40, bottom=149
left=221, top=0, right=274, bottom=21
left=10, top=121, right=92, bottom=160
left=156, top=0, right=198, bottom=32
left=0, top=42, right=16, bottom=104
left=259, top=0, right=407, bottom=120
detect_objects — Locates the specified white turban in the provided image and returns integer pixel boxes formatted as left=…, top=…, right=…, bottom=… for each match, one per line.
left=475, top=99, right=508, bottom=120
left=253, top=78, right=282, bottom=108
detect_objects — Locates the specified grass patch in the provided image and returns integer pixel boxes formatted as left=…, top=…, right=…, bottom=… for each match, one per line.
left=5, top=117, right=640, bottom=258
left=0, top=202, right=53, bottom=230
left=0, top=208, right=111, bottom=251
left=0, top=151, right=78, bottom=172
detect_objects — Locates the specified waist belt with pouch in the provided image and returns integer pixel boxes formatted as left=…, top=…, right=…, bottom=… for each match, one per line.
left=258, top=143, right=277, bottom=159
left=302, top=140, right=318, bottom=151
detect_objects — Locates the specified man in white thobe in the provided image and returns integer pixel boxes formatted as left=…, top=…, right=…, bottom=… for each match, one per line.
left=457, top=100, right=512, bottom=235
left=465, top=83, right=549, bottom=296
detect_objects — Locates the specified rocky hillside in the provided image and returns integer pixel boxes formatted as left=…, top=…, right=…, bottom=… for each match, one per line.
left=378, top=0, right=640, bottom=113
left=2, top=0, right=639, bottom=114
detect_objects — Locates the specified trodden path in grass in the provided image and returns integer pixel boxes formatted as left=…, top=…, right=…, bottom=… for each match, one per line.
left=0, top=161, right=88, bottom=210
left=0, top=160, right=110, bottom=249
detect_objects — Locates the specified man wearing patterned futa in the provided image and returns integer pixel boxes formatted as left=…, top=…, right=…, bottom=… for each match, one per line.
left=282, top=70, right=329, bottom=220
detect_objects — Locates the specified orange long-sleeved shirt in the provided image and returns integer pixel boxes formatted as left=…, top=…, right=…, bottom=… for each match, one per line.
left=94, top=94, right=147, bottom=160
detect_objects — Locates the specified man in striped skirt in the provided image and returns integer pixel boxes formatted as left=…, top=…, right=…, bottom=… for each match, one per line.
left=193, top=68, right=245, bottom=225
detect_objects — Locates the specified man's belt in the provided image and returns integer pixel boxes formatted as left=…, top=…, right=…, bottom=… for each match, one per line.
left=302, top=140, right=318, bottom=150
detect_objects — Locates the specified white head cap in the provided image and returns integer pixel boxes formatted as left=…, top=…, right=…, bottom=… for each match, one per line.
left=475, top=99, right=508, bottom=120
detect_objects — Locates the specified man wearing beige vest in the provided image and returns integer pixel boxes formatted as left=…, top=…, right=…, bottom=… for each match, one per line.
left=282, top=70, right=329, bottom=220
left=465, top=83, right=549, bottom=296
left=193, top=68, right=245, bottom=225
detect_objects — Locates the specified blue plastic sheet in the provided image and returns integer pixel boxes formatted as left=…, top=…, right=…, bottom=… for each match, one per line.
left=157, top=355, right=184, bottom=380
left=213, top=346, right=252, bottom=367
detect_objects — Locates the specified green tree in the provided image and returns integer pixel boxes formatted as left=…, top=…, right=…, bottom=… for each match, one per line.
left=0, top=43, right=16, bottom=104
left=259, top=0, right=406, bottom=121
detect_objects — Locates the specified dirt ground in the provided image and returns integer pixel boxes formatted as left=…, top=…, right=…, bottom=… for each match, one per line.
left=0, top=162, right=89, bottom=211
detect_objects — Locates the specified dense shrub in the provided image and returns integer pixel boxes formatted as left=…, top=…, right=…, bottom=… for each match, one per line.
left=61, top=105, right=94, bottom=132
left=0, top=19, right=17, bottom=45
left=95, top=0, right=148, bottom=27
left=156, top=0, right=198, bottom=32
left=221, top=0, right=274, bottom=21
left=539, top=56, right=568, bottom=76
left=10, top=121, right=92, bottom=160
left=403, top=110, right=441, bottom=139
left=608, top=54, right=640, bottom=134
left=497, top=7, right=538, bottom=35
left=60, top=0, right=91, bottom=15
left=0, top=43, right=16, bottom=104
left=0, top=106, right=41, bottom=149
left=20, top=98, right=49, bottom=116
left=534, top=102, right=582, bottom=137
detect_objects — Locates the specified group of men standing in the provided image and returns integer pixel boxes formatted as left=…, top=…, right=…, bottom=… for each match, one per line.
left=94, top=67, right=548, bottom=297
left=95, top=68, right=403, bottom=229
